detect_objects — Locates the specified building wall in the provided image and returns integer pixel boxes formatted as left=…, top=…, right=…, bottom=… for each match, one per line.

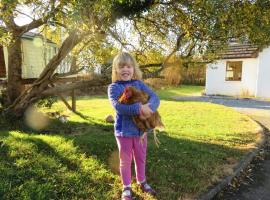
left=205, top=58, right=258, bottom=96
left=2, top=38, right=59, bottom=79
left=256, top=47, right=270, bottom=98
left=21, top=38, right=57, bottom=78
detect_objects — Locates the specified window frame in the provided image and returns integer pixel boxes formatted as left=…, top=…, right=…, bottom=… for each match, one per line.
left=225, top=61, right=243, bottom=81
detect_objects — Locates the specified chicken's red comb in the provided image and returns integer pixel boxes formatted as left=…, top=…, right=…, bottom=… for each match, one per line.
left=119, top=86, right=132, bottom=103
left=123, top=87, right=132, bottom=99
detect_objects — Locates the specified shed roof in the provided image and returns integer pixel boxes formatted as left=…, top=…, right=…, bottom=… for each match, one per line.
left=220, top=43, right=259, bottom=59
left=0, top=26, right=55, bottom=44
left=21, top=32, right=55, bottom=44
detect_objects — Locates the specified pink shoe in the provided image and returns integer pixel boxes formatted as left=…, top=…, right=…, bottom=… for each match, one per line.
left=139, top=181, right=156, bottom=196
left=121, top=187, right=132, bottom=200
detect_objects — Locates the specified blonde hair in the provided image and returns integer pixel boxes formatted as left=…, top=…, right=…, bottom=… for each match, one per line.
left=111, top=52, right=143, bottom=82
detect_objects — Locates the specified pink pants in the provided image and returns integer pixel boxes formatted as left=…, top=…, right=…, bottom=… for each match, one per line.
left=116, top=136, right=147, bottom=186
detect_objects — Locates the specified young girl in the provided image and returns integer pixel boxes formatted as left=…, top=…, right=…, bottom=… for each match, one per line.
left=108, top=52, right=160, bottom=200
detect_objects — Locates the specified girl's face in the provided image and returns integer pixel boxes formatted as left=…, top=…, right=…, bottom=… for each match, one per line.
left=117, top=62, right=134, bottom=81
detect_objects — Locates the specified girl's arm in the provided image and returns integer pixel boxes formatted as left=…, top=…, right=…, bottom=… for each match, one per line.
left=139, top=81, right=160, bottom=112
left=108, top=83, right=141, bottom=116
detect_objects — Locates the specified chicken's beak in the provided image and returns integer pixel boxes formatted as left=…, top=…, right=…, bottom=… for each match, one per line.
left=119, top=87, right=132, bottom=103
left=119, top=94, right=127, bottom=103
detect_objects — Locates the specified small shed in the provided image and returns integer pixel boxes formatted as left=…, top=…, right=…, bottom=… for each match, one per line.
left=0, top=32, right=69, bottom=80
left=205, top=43, right=270, bottom=98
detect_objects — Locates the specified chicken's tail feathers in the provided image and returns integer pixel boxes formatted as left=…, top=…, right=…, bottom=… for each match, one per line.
left=153, top=129, right=161, bottom=147
left=155, top=121, right=165, bottom=132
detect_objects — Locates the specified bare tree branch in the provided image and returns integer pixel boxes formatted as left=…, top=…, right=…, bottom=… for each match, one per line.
left=108, top=28, right=137, bottom=50
left=140, top=63, right=162, bottom=68
left=5, top=16, right=19, bottom=31
left=14, top=9, right=35, bottom=21
left=19, top=2, right=65, bottom=33
left=134, top=15, right=167, bottom=37
left=35, top=30, right=85, bottom=85
left=182, top=41, right=197, bottom=58
left=47, top=21, right=68, bottom=29
left=52, top=67, right=86, bottom=79
left=143, top=32, right=186, bottom=79
left=41, top=76, right=109, bottom=96
left=5, top=29, right=87, bottom=110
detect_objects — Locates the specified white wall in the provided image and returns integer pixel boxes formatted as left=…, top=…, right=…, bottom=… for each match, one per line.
left=3, top=38, right=70, bottom=79
left=21, top=39, right=44, bottom=78
left=205, top=58, right=258, bottom=96
left=21, top=38, right=57, bottom=78
left=256, top=47, right=270, bottom=98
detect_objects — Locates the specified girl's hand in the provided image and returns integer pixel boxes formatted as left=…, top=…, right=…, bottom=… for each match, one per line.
left=140, top=103, right=153, bottom=119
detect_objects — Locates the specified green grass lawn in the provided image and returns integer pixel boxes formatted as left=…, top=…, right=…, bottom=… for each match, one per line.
left=0, top=85, right=261, bottom=200
left=156, top=85, right=205, bottom=100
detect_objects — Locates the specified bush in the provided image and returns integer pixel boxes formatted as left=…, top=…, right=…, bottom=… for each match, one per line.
left=37, top=97, right=58, bottom=109
left=145, top=57, right=181, bottom=89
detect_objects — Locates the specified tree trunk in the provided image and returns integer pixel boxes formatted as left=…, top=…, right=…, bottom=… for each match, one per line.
left=70, top=56, right=78, bottom=72
left=4, top=31, right=84, bottom=117
left=6, top=35, right=24, bottom=105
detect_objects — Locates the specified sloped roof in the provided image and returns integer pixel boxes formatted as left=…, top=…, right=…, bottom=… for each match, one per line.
left=21, top=31, right=40, bottom=38
left=220, top=43, right=259, bottom=59
left=0, top=27, right=55, bottom=44
left=21, top=32, right=55, bottom=44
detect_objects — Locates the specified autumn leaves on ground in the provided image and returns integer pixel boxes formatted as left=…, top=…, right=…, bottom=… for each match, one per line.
left=0, top=86, right=261, bottom=200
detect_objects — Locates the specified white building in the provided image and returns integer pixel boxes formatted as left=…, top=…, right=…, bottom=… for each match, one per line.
left=0, top=32, right=70, bottom=80
left=205, top=44, right=270, bottom=98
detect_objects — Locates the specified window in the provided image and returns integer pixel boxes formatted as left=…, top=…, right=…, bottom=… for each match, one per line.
left=225, top=61, right=242, bottom=81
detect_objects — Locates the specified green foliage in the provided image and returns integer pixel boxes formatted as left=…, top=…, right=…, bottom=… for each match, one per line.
left=115, top=0, right=270, bottom=64
left=248, top=1, right=270, bottom=46
left=2, top=0, right=270, bottom=118
left=0, top=27, right=12, bottom=46
left=136, top=49, right=164, bottom=65
left=36, top=97, right=57, bottom=109
left=111, top=0, right=154, bottom=18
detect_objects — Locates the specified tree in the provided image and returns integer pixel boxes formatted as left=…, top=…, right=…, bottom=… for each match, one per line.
left=1, top=0, right=270, bottom=118
left=0, top=0, right=155, bottom=117
left=110, top=0, right=270, bottom=75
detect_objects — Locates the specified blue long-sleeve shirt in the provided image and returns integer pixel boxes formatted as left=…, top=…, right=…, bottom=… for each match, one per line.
left=108, top=79, right=160, bottom=137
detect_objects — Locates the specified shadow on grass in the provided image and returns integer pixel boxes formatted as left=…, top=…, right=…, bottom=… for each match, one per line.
left=0, top=131, right=10, bottom=161
left=54, top=119, right=249, bottom=199
left=21, top=137, right=80, bottom=171
left=0, top=130, right=9, bottom=138
left=0, top=130, right=118, bottom=200
left=0, top=117, right=250, bottom=200
left=69, top=123, right=248, bottom=199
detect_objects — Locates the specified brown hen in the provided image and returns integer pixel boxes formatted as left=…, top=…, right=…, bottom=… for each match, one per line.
left=118, top=86, right=164, bottom=146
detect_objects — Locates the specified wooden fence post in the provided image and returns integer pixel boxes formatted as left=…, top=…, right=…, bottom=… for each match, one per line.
left=71, top=89, right=76, bottom=112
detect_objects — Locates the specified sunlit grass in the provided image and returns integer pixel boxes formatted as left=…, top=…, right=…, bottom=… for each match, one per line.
left=156, top=85, right=205, bottom=100
left=0, top=131, right=119, bottom=199
left=0, top=85, right=261, bottom=199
